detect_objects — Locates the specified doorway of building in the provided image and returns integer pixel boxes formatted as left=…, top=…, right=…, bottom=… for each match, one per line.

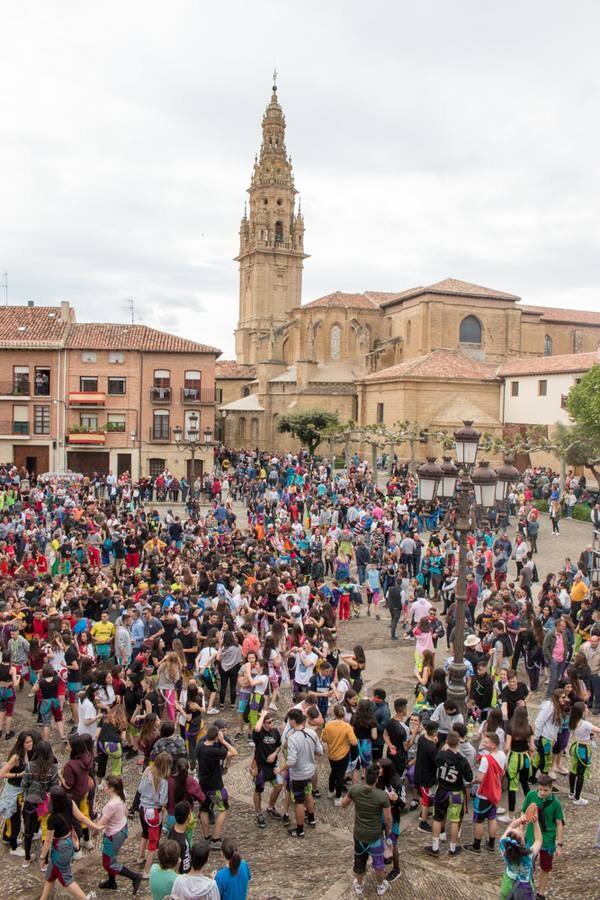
left=13, top=445, right=49, bottom=476
left=117, top=453, right=132, bottom=477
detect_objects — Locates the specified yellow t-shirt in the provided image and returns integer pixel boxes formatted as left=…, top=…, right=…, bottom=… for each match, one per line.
left=322, top=719, right=358, bottom=761
left=91, top=620, right=115, bottom=645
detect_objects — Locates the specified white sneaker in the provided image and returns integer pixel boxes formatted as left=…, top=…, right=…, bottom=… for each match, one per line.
left=573, top=798, right=589, bottom=806
left=206, top=708, right=219, bottom=715
left=73, top=850, right=83, bottom=860
left=32, top=831, right=42, bottom=841
left=9, top=847, right=25, bottom=857
left=334, top=798, right=343, bottom=807
left=568, top=792, right=575, bottom=800
left=81, top=839, right=94, bottom=850
left=496, top=807, right=506, bottom=815
left=268, top=702, right=278, bottom=711
left=498, top=814, right=513, bottom=823
left=377, top=882, right=390, bottom=896
left=353, top=879, right=364, bottom=896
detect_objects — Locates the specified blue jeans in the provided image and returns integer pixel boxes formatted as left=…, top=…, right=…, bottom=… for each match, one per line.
left=357, top=564, right=366, bottom=585
left=547, top=659, right=567, bottom=696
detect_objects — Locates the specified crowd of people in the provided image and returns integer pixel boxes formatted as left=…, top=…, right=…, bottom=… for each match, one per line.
left=0, top=452, right=596, bottom=900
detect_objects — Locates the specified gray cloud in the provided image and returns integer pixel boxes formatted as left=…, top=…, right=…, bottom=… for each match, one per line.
left=1, top=1, right=598, bottom=356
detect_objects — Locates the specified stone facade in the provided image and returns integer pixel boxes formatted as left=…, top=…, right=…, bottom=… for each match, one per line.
left=217, top=82, right=600, bottom=455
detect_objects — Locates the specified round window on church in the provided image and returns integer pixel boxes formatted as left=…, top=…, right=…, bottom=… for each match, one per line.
left=263, top=198, right=268, bottom=205
left=277, top=198, right=283, bottom=206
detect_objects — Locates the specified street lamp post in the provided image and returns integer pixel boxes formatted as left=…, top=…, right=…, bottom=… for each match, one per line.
left=417, top=421, right=519, bottom=716
left=173, top=412, right=201, bottom=480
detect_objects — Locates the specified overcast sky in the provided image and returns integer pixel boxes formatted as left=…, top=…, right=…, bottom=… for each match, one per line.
left=1, top=2, right=599, bottom=356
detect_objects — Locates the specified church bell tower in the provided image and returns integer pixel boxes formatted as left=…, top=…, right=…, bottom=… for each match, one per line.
left=235, top=75, right=308, bottom=365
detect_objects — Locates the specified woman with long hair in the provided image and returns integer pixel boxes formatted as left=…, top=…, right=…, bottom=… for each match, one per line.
left=0, top=728, right=39, bottom=855
left=32, top=663, right=66, bottom=742
left=62, top=733, right=95, bottom=853
left=414, top=648, right=434, bottom=705
left=568, top=700, right=600, bottom=805
left=501, top=707, right=534, bottom=822
left=498, top=814, right=542, bottom=899
left=157, top=651, right=182, bottom=722
left=97, top=704, right=128, bottom=783
left=38, top=785, right=97, bottom=900
left=262, top=633, right=282, bottom=711
left=137, top=751, right=172, bottom=878
left=166, top=757, right=205, bottom=833
left=21, top=740, right=61, bottom=866
left=532, top=688, right=568, bottom=778
left=214, top=838, right=252, bottom=900
left=95, top=775, right=142, bottom=892
left=350, top=698, right=378, bottom=774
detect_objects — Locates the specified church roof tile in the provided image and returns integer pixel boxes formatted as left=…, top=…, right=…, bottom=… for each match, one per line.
left=361, top=349, right=498, bottom=382
left=497, top=351, right=599, bottom=377
left=216, top=360, right=257, bottom=379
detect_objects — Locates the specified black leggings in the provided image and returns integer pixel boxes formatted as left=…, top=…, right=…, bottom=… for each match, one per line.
left=219, top=664, right=240, bottom=705
left=23, top=805, right=38, bottom=861
left=569, top=758, right=586, bottom=800
left=328, top=754, right=350, bottom=799
left=508, top=768, right=532, bottom=812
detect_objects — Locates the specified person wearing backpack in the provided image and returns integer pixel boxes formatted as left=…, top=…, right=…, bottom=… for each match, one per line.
left=21, top=740, right=61, bottom=866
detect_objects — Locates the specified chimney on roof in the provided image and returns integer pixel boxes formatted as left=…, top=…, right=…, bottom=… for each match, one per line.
left=27, top=300, right=34, bottom=307
left=60, top=300, right=71, bottom=322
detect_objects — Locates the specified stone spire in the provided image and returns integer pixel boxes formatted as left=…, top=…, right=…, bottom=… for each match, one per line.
left=234, top=76, right=308, bottom=365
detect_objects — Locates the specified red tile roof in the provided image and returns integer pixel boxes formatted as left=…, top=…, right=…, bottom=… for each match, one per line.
left=521, top=305, right=600, bottom=326
left=215, top=360, right=257, bottom=379
left=498, top=351, right=599, bottom=377
left=0, top=306, right=71, bottom=347
left=361, top=349, right=498, bottom=383
left=380, top=278, right=521, bottom=307
left=303, top=291, right=384, bottom=310
left=66, top=323, right=220, bottom=354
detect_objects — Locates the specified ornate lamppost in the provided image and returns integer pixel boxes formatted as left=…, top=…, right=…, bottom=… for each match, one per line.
left=173, top=411, right=201, bottom=480
left=417, top=421, right=518, bottom=714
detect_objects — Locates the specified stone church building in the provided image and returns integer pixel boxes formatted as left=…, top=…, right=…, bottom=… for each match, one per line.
left=217, top=81, right=600, bottom=452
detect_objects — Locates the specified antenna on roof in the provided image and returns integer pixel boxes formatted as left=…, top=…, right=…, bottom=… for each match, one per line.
left=123, top=295, right=143, bottom=325
left=2, top=272, right=7, bottom=307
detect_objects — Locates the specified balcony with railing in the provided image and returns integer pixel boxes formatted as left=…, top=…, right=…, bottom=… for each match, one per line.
left=68, top=391, right=106, bottom=406
left=150, top=386, right=172, bottom=403
left=181, top=386, right=217, bottom=404
left=0, top=421, right=30, bottom=436
left=149, top=425, right=171, bottom=443
left=0, top=380, right=31, bottom=398
left=67, top=428, right=106, bottom=445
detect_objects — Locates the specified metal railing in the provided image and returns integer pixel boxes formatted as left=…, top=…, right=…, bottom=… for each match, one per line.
left=0, top=421, right=29, bottom=434
left=150, top=387, right=172, bottom=403
left=180, top=387, right=217, bottom=403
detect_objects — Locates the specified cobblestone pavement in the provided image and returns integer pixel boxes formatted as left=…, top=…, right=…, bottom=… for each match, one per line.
left=2, top=512, right=599, bottom=899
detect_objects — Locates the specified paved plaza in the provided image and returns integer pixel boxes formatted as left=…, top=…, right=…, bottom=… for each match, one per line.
left=3, top=510, right=599, bottom=899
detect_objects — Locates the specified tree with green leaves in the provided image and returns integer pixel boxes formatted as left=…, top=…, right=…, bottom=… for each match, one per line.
left=553, top=422, right=600, bottom=485
left=566, top=364, right=600, bottom=437
left=277, top=408, right=340, bottom=457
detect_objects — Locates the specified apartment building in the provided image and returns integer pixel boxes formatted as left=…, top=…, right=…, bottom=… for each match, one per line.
left=0, top=302, right=220, bottom=479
